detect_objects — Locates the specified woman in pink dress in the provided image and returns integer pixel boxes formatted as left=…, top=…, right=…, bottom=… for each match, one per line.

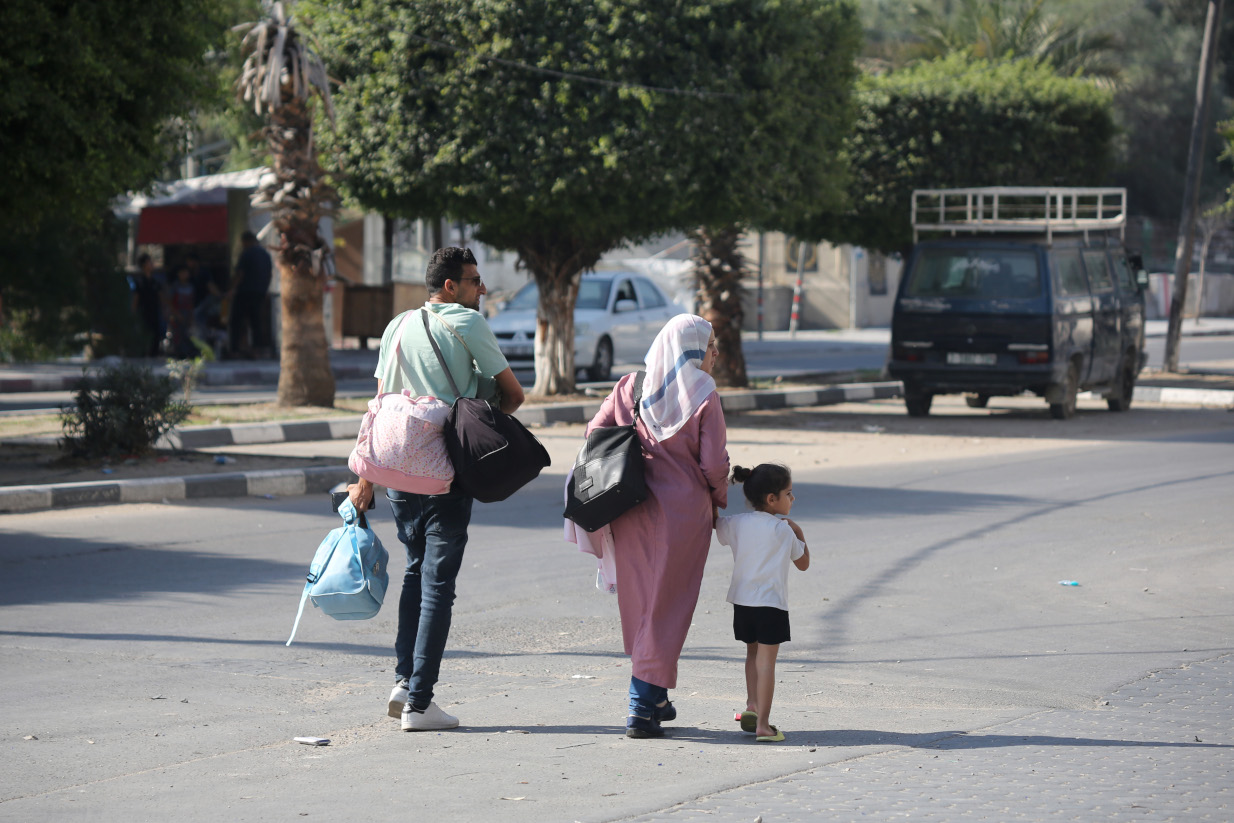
left=581, top=314, right=730, bottom=738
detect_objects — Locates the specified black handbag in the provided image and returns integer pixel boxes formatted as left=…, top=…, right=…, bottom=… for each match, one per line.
left=563, top=371, right=647, bottom=532
left=422, top=310, right=550, bottom=503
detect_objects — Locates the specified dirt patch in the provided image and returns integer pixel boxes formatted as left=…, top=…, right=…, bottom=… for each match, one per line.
left=0, top=442, right=332, bottom=489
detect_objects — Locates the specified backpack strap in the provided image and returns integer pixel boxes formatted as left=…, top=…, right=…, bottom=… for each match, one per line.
left=286, top=582, right=313, bottom=646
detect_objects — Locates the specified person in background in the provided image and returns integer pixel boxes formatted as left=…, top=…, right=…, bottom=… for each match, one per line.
left=228, top=231, right=273, bottom=359
left=189, top=254, right=229, bottom=356
left=167, top=263, right=197, bottom=357
left=129, top=253, right=164, bottom=357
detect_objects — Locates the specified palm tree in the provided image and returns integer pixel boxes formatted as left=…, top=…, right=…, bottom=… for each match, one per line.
left=235, top=1, right=336, bottom=406
left=910, top=0, right=1122, bottom=86
left=689, top=225, right=749, bottom=388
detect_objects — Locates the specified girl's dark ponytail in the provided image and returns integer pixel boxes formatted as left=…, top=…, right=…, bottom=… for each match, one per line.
left=732, top=463, right=792, bottom=508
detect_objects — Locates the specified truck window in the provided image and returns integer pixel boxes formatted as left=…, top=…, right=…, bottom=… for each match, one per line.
left=1082, top=251, right=1114, bottom=292
left=1053, top=251, right=1089, bottom=297
left=906, top=249, right=1041, bottom=298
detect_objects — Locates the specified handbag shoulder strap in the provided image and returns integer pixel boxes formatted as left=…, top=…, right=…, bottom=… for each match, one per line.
left=377, top=310, right=419, bottom=396
left=632, top=370, right=645, bottom=421
left=421, top=308, right=464, bottom=400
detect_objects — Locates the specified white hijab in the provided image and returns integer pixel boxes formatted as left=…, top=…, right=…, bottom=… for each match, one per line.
left=638, top=314, right=715, bottom=442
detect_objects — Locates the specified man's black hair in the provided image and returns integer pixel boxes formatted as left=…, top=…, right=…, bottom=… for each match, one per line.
left=241, top=230, right=258, bottom=244
left=425, top=247, right=478, bottom=293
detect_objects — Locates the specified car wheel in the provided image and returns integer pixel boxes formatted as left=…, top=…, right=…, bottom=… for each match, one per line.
left=587, top=337, right=613, bottom=382
left=1049, top=362, right=1079, bottom=420
left=904, top=389, right=933, bottom=417
left=965, top=394, right=990, bottom=409
left=1107, top=355, right=1136, bottom=412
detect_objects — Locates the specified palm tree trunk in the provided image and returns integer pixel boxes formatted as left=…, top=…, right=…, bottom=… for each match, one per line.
left=276, top=255, right=335, bottom=405
left=690, top=225, right=748, bottom=388
left=263, top=98, right=336, bottom=407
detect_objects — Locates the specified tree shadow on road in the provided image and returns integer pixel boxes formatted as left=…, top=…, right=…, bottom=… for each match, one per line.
left=0, top=535, right=303, bottom=607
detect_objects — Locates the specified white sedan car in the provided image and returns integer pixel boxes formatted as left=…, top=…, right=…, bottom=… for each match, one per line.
left=487, top=272, right=685, bottom=381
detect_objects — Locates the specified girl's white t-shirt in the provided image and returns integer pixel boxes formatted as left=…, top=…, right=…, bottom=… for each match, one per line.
left=716, top=511, right=806, bottom=611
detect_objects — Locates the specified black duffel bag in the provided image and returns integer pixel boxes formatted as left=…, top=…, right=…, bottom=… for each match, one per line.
left=563, top=371, right=647, bottom=532
left=423, top=310, right=550, bottom=503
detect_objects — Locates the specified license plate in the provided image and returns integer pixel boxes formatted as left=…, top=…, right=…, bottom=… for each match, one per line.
left=502, top=345, right=533, bottom=357
left=946, top=352, right=996, bottom=366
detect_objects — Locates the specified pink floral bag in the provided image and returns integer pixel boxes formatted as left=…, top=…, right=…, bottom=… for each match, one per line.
left=347, top=310, right=454, bottom=494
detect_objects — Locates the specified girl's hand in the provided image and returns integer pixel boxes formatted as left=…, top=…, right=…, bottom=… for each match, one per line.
left=785, top=517, right=805, bottom=542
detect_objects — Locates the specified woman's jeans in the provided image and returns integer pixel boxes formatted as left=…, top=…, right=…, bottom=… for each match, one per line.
left=387, top=488, right=473, bottom=709
left=629, top=675, right=668, bottom=718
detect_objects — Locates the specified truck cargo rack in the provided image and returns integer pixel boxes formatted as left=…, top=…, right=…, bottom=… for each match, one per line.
left=911, top=186, right=1127, bottom=244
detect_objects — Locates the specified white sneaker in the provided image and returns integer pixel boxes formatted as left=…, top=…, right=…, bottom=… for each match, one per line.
left=388, top=681, right=408, bottom=719
left=401, top=701, right=459, bottom=731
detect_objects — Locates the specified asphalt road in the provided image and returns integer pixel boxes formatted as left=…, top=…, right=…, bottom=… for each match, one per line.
left=1, top=400, right=1230, bottom=821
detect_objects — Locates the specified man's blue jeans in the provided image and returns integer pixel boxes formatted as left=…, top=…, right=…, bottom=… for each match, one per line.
left=387, top=487, right=473, bottom=709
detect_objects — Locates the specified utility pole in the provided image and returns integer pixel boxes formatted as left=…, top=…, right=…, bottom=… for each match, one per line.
left=1165, top=0, right=1225, bottom=371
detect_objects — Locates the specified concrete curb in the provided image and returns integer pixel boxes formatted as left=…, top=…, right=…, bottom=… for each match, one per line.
left=0, top=382, right=902, bottom=514
left=1132, top=385, right=1234, bottom=407
left=0, top=465, right=352, bottom=514
left=160, top=417, right=362, bottom=449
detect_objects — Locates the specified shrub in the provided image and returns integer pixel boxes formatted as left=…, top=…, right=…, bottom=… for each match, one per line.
left=60, top=363, right=190, bottom=458
left=812, top=54, right=1117, bottom=253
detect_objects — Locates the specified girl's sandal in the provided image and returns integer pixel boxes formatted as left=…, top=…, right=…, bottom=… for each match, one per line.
left=734, top=710, right=757, bottom=733
left=756, top=725, right=784, bottom=742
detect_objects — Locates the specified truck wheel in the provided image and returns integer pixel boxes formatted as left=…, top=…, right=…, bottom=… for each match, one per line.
left=965, top=394, right=990, bottom=409
left=1049, top=363, right=1079, bottom=420
left=587, top=337, right=613, bottom=382
left=905, top=389, right=933, bottom=417
left=1107, top=356, right=1136, bottom=412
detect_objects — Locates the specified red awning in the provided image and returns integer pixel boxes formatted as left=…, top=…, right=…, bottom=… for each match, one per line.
left=136, top=204, right=229, bottom=245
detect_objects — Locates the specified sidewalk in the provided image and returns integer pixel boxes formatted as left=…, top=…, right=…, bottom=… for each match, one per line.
left=3, top=318, right=1230, bottom=394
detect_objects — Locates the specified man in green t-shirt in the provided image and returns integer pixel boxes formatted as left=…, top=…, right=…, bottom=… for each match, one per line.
left=348, top=247, right=524, bottom=732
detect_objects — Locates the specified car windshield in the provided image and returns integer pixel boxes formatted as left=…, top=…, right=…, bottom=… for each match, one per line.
left=906, top=249, right=1042, bottom=299
left=503, top=278, right=613, bottom=311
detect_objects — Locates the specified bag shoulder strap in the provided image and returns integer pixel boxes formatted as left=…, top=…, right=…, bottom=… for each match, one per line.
left=632, top=370, right=645, bottom=421
left=421, top=308, right=464, bottom=400
left=377, top=310, right=420, bottom=396
left=423, top=306, right=472, bottom=353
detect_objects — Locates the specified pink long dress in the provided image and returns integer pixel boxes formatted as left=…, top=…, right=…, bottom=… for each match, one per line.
left=586, top=372, right=730, bottom=689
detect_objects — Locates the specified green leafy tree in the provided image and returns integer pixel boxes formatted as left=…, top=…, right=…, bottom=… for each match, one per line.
left=907, top=0, right=1122, bottom=84
left=0, top=0, right=252, bottom=358
left=0, top=0, right=240, bottom=233
left=815, top=54, right=1116, bottom=254
left=303, top=0, right=860, bottom=394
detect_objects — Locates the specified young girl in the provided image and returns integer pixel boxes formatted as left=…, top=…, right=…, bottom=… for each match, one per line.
left=716, top=463, right=810, bottom=742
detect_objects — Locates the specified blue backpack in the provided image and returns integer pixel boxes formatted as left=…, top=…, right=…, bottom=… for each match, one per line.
left=286, top=497, right=390, bottom=645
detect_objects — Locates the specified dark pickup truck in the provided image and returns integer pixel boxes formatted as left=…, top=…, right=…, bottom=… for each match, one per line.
left=888, top=188, right=1147, bottom=419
